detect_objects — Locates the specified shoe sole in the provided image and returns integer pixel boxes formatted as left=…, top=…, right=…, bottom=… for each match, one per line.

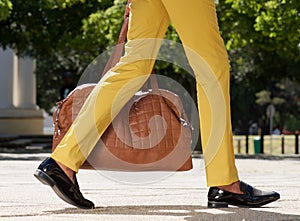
left=34, top=169, right=92, bottom=209
left=207, top=196, right=280, bottom=208
left=207, top=201, right=228, bottom=208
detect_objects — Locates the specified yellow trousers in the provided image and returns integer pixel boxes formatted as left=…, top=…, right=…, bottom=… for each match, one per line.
left=51, top=0, right=239, bottom=187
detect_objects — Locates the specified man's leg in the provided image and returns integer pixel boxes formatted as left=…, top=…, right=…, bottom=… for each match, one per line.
left=161, top=0, right=238, bottom=187
left=160, top=0, right=280, bottom=208
left=51, top=0, right=170, bottom=173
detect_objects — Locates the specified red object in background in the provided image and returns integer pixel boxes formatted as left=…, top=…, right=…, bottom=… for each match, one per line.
left=282, top=129, right=294, bottom=135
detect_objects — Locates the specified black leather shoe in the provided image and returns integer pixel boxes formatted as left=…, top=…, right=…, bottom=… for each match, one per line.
left=207, top=181, right=280, bottom=208
left=34, top=157, right=95, bottom=209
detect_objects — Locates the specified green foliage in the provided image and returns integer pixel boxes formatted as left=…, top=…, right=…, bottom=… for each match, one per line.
left=44, top=0, right=86, bottom=9
left=0, top=0, right=12, bottom=21
left=218, top=0, right=300, bottom=85
left=221, top=0, right=300, bottom=61
left=217, top=0, right=300, bottom=132
left=255, top=90, right=285, bottom=106
left=0, top=0, right=108, bottom=56
left=82, top=0, right=125, bottom=49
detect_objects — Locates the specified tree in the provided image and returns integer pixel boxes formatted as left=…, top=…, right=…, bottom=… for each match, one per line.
left=216, top=0, right=300, bottom=132
left=0, top=0, right=12, bottom=21
left=217, top=0, right=299, bottom=84
left=219, top=0, right=300, bottom=62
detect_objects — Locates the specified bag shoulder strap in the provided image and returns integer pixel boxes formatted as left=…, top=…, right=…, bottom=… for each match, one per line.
left=101, top=17, right=129, bottom=77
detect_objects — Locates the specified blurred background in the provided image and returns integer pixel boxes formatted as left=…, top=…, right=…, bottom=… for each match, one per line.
left=0, top=0, right=299, bottom=154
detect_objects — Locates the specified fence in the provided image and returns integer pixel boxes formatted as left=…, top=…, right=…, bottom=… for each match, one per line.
left=233, top=134, right=299, bottom=155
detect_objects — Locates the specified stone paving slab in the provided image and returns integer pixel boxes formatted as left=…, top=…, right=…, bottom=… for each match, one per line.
left=0, top=154, right=299, bottom=220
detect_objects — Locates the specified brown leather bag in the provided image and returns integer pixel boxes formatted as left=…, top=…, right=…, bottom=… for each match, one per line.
left=52, top=18, right=193, bottom=171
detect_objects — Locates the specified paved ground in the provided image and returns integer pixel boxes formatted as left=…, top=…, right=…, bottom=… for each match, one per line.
left=0, top=153, right=300, bottom=221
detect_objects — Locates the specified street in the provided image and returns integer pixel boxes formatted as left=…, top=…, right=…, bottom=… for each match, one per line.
left=0, top=153, right=299, bottom=220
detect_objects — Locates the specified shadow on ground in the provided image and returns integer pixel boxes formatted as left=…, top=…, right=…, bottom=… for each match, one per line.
left=44, top=205, right=300, bottom=220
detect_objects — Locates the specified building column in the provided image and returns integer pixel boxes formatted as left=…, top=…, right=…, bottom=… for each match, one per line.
left=0, top=48, right=17, bottom=109
left=0, top=48, right=43, bottom=135
left=17, top=56, right=39, bottom=109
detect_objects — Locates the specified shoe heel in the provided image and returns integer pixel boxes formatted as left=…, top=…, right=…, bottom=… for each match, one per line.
left=208, top=201, right=228, bottom=208
left=34, top=169, right=56, bottom=187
